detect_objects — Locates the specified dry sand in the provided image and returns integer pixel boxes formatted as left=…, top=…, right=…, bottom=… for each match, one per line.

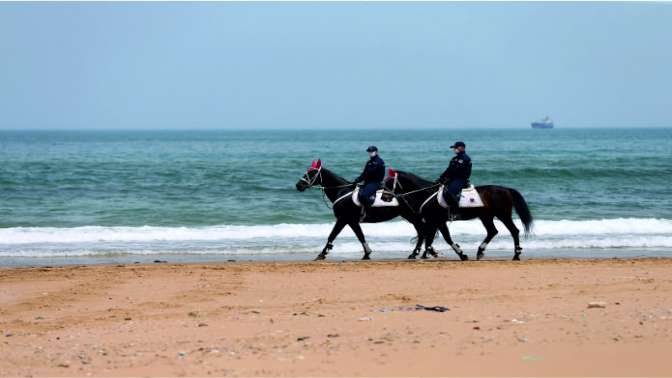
left=1, top=258, right=672, bottom=376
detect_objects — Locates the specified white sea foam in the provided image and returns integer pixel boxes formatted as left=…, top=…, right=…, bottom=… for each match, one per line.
left=1, top=218, right=671, bottom=244
left=0, top=218, right=671, bottom=258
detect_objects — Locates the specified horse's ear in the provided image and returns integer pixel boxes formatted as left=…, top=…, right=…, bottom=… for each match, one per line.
left=316, top=159, right=322, bottom=169
left=388, top=167, right=397, bottom=177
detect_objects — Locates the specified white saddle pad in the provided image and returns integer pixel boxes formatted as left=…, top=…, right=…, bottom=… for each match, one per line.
left=438, top=185, right=484, bottom=208
left=352, top=187, right=399, bottom=207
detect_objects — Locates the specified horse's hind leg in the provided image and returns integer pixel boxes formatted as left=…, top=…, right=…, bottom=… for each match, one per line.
left=499, top=216, right=522, bottom=261
left=477, top=217, right=498, bottom=260
left=438, top=222, right=468, bottom=261
left=315, top=219, right=347, bottom=260
left=421, top=225, right=439, bottom=259
left=348, top=222, right=373, bottom=260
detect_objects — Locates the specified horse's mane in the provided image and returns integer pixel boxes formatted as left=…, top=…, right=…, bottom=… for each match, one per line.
left=395, top=170, right=433, bottom=187
left=321, top=167, right=351, bottom=185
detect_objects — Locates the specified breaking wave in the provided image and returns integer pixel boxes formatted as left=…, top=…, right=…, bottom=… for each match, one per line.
left=0, top=218, right=671, bottom=258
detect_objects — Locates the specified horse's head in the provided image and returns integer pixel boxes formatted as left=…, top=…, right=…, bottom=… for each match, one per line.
left=296, top=159, right=322, bottom=192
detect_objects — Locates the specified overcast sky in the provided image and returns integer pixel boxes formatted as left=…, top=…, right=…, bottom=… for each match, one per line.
left=1, top=2, right=671, bottom=129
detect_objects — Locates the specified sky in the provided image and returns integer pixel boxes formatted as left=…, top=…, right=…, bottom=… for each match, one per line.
left=0, top=2, right=671, bottom=130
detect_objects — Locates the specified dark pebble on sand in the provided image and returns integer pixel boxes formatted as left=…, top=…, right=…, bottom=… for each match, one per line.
left=297, top=336, right=310, bottom=342
left=153, top=260, right=167, bottom=263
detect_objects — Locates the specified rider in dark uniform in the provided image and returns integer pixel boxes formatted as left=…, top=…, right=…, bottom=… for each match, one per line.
left=437, top=141, right=472, bottom=211
left=353, top=146, right=385, bottom=213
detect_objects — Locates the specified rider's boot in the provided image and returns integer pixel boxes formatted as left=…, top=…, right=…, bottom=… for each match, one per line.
left=447, top=194, right=460, bottom=221
left=360, top=201, right=373, bottom=222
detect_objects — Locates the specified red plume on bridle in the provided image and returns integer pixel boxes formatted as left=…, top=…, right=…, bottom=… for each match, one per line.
left=388, top=167, right=397, bottom=177
left=308, top=159, right=322, bottom=171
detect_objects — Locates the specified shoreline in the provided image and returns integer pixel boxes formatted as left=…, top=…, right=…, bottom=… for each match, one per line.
left=2, top=258, right=672, bottom=376
left=3, top=249, right=672, bottom=269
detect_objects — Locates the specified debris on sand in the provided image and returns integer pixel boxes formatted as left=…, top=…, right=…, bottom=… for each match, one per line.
left=296, top=336, right=310, bottom=342
left=588, top=301, right=607, bottom=309
left=416, top=304, right=449, bottom=312
left=358, top=316, right=373, bottom=321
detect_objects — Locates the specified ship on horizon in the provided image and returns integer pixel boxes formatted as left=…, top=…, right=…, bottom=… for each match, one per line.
left=531, top=116, right=554, bottom=129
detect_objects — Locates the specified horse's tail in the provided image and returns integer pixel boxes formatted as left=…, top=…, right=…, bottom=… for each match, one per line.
left=509, top=189, right=533, bottom=236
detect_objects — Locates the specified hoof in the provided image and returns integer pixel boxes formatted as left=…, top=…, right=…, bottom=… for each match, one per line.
left=362, top=254, right=371, bottom=260
left=407, top=253, right=418, bottom=260
left=476, top=252, right=484, bottom=260
left=459, top=254, right=469, bottom=261
left=512, top=254, right=521, bottom=261
left=314, top=253, right=327, bottom=261
left=425, top=247, right=439, bottom=258
left=420, top=254, right=429, bottom=260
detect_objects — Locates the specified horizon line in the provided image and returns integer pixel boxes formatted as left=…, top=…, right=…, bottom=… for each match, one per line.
left=1, top=125, right=671, bottom=132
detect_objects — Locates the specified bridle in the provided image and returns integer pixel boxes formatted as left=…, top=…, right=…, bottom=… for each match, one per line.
left=300, top=167, right=323, bottom=187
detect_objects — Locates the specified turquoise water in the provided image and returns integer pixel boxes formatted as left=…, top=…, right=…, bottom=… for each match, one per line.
left=1, top=128, right=671, bottom=264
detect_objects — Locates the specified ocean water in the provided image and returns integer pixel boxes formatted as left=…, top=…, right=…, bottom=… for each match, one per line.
left=1, top=128, right=671, bottom=266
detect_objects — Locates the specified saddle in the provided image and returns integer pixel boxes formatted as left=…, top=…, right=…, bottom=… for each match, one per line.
left=352, top=187, right=399, bottom=207
left=438, top=184, right=484, bottom=208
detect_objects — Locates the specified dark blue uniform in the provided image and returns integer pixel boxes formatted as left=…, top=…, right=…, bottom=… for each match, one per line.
left=354, top=155, right=385, bottom=207
left=439, top=152, right=472, bottom=206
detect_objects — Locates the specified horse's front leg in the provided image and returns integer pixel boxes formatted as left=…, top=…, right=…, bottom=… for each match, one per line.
left=408, top=223, right=424, bottom=259
left=315, top=219, right=347, bottom=261
left=438, top=222, right=468, bottom=261
left=348, top=221, right=372, bottom=260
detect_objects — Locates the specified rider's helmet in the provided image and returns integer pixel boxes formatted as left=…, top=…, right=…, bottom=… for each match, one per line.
left=366, top=145, right=378, bottom=152
left=449, top=141, right=465, bottom=149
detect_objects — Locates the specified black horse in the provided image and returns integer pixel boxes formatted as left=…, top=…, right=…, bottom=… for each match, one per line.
left=388, top=171, right=533, bottom=260
left=295, top=160, right=428, bottom=260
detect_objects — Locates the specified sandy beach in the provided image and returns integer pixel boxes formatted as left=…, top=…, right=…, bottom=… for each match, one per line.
left=1, top=258, right=672, bottom=376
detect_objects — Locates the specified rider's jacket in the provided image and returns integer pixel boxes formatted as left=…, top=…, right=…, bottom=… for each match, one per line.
left=439, top=152, right=472, bottom=183
left=354, top=155, right=385, bottom=184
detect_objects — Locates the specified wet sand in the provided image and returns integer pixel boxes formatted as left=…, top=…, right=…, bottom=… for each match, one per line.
left=1, top=258, right=672, bottom=376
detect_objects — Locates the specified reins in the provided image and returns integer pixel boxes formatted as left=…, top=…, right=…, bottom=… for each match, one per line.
left=388, top=178, right=440, bottom=216
left=395, top=183, right=440, bottom=197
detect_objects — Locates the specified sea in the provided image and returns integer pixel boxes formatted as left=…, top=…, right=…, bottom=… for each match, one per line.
left=1, top=128, right=671, bottom=266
